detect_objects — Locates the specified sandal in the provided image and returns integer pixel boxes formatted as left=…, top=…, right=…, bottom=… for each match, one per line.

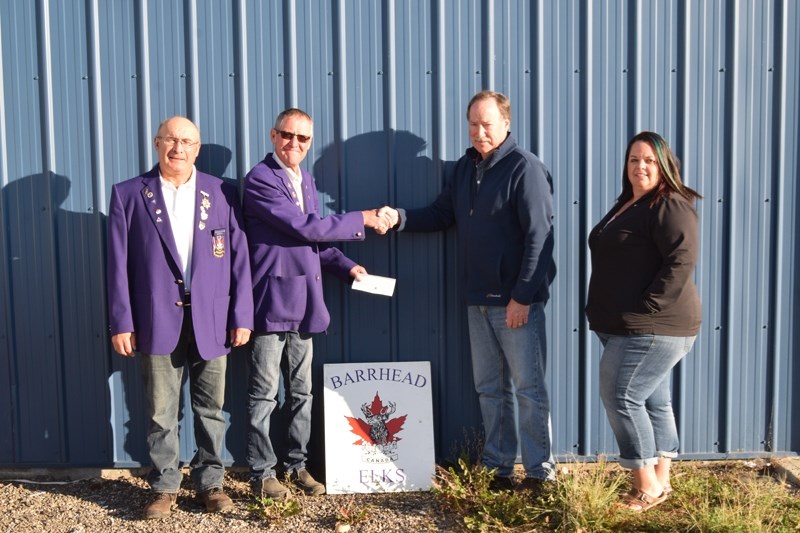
left=619, top=488, right=669, bottom=512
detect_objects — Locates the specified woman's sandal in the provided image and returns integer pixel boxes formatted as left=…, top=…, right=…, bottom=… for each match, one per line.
left=619, top=488, right=669, bottom=512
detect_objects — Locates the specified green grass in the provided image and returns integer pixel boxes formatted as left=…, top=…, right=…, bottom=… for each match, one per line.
left=433, top=458, right=800, bottom=532
left=247, top=473, right=303, bottom=523
left=247, top=494, right=302, bottom=522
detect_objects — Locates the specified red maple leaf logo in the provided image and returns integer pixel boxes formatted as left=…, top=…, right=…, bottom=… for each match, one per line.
left=345, top=392, right=406, bottom=445
left=345, top=417, right=372, bottom=445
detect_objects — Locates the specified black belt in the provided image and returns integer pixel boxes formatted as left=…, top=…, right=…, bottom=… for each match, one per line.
left=183, top=292, right=191, bottom=306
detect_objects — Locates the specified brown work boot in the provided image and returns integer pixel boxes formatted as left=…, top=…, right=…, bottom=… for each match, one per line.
left=258, top=476, right=290, bottom=500
left=143, top=492, right=177, bottom=519
left=291, top=468, right=325, bottom=496
left=197, top=487, right=234, bottom=512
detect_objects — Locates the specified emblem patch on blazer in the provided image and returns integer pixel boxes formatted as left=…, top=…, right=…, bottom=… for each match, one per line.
left=212, top=229, right=225, bottom=258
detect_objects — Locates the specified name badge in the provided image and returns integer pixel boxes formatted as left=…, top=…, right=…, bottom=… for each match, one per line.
left=212, top=229, right=225, bottom=258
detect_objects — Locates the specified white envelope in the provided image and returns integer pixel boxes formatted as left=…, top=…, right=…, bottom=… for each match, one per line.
left=352, top=274, right=396, bottom=297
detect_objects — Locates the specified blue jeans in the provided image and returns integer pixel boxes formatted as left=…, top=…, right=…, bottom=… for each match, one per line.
left=247, top=332, right=313, bottom=481
left=141, top=312, right=227, bottom=493
left=467, top=303, right=554, bottom=480
left=597, top=333, right=696, bottom=469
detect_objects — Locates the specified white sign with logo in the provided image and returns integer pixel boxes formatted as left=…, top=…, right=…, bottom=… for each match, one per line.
left=323, top=361, right=435, bottom=493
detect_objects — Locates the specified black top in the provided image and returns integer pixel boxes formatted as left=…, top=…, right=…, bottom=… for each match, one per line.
left=586, top=192, right=701, bottom=336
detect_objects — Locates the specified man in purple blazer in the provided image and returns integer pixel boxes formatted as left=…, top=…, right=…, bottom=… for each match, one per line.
left=107, top=116, right=253, bottom=519
left=243, top=108, right=388, bottom=499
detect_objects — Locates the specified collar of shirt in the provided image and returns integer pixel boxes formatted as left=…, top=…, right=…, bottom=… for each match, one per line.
left=159, top=166, right=197, bottom=291
left=272, top=153, right=305, bottom=213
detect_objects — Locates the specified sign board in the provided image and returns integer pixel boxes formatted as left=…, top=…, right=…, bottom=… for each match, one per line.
left=323, top=361, right=435, bottom=494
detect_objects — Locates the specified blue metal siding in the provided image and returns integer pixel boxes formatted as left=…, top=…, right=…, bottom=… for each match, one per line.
left=0, top=0, right=798, bottom=468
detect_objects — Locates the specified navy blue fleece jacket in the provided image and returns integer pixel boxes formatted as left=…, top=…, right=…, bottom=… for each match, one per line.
left=397, top=134, right=556, bottom=306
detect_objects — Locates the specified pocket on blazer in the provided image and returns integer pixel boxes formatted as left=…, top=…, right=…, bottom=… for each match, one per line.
left=265, top=275, right=308, bottom=322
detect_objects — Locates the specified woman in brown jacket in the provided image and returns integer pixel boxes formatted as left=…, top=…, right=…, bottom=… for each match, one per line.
left=587, top=131, right=702, bottom=512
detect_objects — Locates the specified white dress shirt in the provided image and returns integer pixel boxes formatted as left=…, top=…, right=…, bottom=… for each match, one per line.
left=272, top=153, right=305, bottom=213
left=160, top=167, right=197, bottom=291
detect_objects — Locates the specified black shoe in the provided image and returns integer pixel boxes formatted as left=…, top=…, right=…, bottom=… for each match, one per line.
left=489, top=475, right=515, bottom=492
left=517, top=477, right=545, bottom=494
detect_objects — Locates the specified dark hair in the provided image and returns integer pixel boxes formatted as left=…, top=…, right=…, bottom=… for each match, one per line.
left=619, top=131, right=702, bottom=206
left=466, top=90, right=511, bottom=122
left=273, top=108, right=313, bottom=130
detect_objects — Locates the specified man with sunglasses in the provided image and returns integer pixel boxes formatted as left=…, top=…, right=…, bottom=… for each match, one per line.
left=107, top=116, right=253, bottom=518
left=243, top=108, right=388, bottom=499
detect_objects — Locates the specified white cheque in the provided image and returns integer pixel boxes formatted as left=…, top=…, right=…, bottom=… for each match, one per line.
left=352, top=274, right=396, bottom=297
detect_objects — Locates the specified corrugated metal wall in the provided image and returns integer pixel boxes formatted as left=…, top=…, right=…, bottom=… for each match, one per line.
left=0, top=0, right=797, bottom=468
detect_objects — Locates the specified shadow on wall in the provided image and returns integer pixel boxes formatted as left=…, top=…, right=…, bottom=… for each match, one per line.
left=300, top=130, right=477, bottom=470
left=0, top=137, right=478, bottom=470
left=0, top=171, right=111, bottom=465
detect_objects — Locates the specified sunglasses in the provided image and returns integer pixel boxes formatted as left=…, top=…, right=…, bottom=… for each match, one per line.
left=275, top=129, right=312, bottom=144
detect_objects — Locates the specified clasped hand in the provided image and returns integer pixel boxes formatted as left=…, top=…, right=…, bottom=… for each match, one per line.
left=362, top=206, right=399, bottom=235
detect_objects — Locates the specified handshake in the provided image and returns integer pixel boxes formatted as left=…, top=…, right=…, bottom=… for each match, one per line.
left=361, top=206, right=400, bottom=235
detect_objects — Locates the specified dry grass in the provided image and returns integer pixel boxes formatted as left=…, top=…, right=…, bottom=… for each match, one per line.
left=434, top=458, right=800, bottom=532
left=1, top=459, right=797, bottom=532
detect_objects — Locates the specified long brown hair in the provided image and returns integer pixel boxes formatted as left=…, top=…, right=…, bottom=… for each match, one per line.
left=619, top=131, right=702, bottom=206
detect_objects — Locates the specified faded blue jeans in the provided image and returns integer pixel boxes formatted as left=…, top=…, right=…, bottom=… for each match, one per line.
left=597, top=333, right=696, bottom=470
left=467, top=303, right=555, bottom=480
left=141, top=312, right=227, bottom=494
left=247, top=332, right=314, bottom=482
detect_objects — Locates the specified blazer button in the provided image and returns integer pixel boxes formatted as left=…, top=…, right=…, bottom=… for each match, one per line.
left=176, top=279, right=184, bottom=285
left=356, top=232, right=362, bottom=237
left=175, top=301, right=183, bottom=307
left=315, top=275, right=321, bottom=281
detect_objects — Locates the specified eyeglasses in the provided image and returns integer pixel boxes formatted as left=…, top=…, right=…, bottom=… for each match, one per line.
left=275, top=129, right=312, bottom=144
left=157, top=136, right=199, bottom=148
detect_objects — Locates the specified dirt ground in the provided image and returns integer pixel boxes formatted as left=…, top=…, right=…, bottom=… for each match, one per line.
left=0, top=469, right=460, bottom=532
left=2, top=458, right=799, bottom=532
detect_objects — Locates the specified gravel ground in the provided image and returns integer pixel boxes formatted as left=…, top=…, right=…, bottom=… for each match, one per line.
left=0, top=470, right=462, bottom=532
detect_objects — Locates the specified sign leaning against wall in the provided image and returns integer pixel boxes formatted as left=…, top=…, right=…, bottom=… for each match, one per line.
left=323, top=361, right=435, bottom=494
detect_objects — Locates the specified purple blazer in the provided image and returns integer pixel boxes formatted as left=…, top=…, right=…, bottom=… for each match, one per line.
left=107, top=167, right=253, bottom=360
left=243, top=155, right=365, bottom=334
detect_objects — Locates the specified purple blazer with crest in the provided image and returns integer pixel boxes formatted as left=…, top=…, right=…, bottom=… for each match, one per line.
left=107, top=167, right=253, bottom=360
left=243, top=155, right=364, bottom=334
